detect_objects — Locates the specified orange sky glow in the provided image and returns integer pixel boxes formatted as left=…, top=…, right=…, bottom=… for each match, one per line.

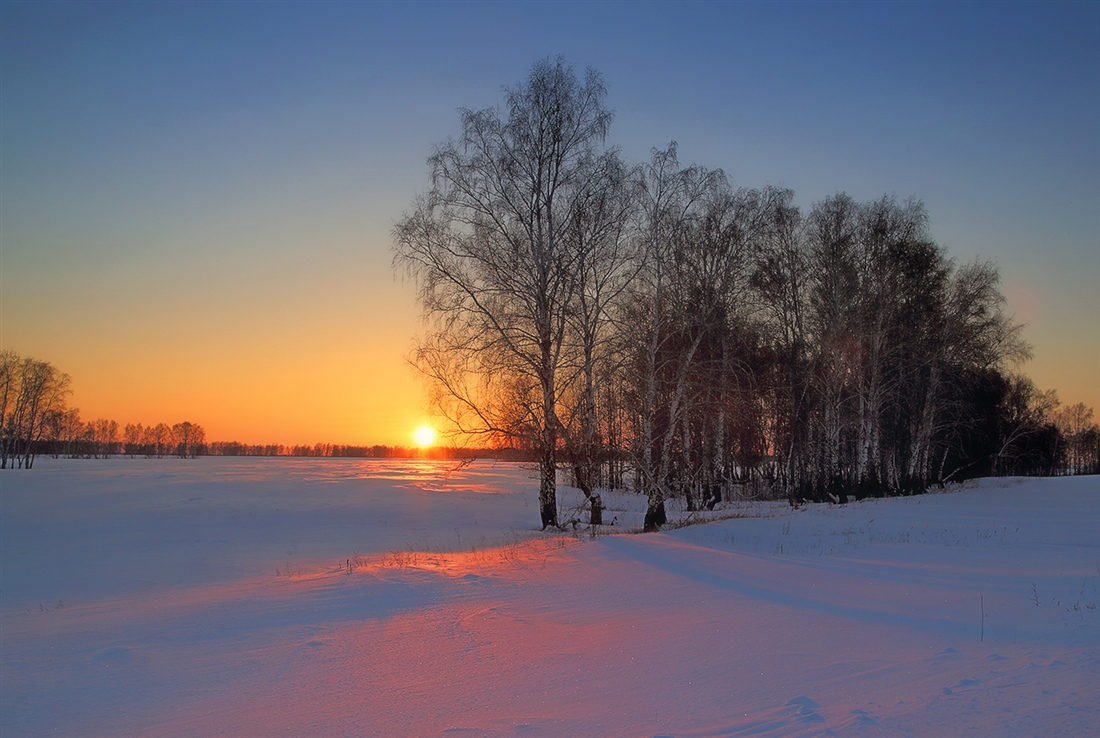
left=2, top=4, right=1096, bottom=446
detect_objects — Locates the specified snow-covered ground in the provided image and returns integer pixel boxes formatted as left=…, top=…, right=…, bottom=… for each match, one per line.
left=2, top=458, right=1097, bottom=736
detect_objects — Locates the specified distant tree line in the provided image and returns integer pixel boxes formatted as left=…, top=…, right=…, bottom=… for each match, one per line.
left=0, top=352, right=526, bottom=467
left=206, top=441, right=524, bottom=460
left=42, top=412, right=205, bottom=461
left=393, top=57, right=1100, bottom=530
left=1, top=350, right=205, bottom=465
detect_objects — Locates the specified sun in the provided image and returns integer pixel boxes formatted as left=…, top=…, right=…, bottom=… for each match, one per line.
left=414, top=425, right=437, bottom=448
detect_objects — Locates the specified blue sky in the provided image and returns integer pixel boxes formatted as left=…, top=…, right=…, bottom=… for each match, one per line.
left=2, top=1, right=1097, bottom=443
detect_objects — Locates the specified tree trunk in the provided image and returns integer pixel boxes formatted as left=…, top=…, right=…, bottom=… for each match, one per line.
left=643, top=498, right=667, bottom=531
left=589, top=492, right=603, bottom=526
left=539, top=444, right=558, bottom=529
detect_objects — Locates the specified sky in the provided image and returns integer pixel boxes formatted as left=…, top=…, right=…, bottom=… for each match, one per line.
left=1, top=0, right=1097, bottom=447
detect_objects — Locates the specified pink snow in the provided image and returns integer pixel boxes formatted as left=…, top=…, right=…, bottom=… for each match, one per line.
left=2, top=459, right=1097, bottom=736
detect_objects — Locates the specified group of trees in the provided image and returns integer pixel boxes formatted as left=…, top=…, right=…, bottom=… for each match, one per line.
left=6, top=58, right=1096, bottom=536
left=0, top=349, right=527, bottom=465
left=1, top=351, right=206, bottom=465
left=42, top=412, right=206, bottom=460
left=394, top=57, right=1098, bottom=530
left=1, top=350, right=523, bottom=465
left=990, top=378, right=1100, bottom=478
left=206, top=441, right=519, bottom=460
left=1, top=351, right=71, bottom=468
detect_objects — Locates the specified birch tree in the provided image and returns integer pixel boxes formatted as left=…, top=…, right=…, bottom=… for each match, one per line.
left=0, top=352, right=71, bottom=469
left=559, top=151, right=637, bottom=524
left=394, top=57, right=615, bottom=529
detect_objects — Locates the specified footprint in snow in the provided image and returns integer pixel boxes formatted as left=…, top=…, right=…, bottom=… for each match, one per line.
left=933, top=646, right=963, bottom=665
left=849, top=709, right=878, bottom=727
left=943, top=677, right=980, bottom=694
left=785, top=696, right=825, bottom=724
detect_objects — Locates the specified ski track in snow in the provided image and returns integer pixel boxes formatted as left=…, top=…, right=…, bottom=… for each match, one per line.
left=1, top=458, right=1097, bottom=737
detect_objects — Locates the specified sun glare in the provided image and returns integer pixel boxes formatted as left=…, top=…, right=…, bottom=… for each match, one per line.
left=414, top=425, right=437, bottom=447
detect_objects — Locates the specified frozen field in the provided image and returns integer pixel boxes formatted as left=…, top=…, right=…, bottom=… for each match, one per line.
left=1, top=458, right=1097, bottom=736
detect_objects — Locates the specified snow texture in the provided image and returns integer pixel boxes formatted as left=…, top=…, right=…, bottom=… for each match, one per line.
left=2, top=458, right=1097, bottom=736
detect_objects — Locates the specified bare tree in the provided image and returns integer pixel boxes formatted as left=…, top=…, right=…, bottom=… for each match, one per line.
left=558, top=149, right=637, bottom=524
left=0, top=351, right=16, bottom=466
left=750, top=194, right=810, bottom=494
left=1053, top=403, right=1098, bottom=474
left=53, top=408, right=84, bottom=458
left=907, top=258, right=1029, bottom=484
left=86, top=418, right=120, bottom=459
left=617, top=145, right=774, bottom=525
left=123, top=423, right=144, bottom=458
left=803, top=194, right=862, bottom=499
left=144, top=423, right=172, bottom=458
left=992, top=376, right=1061, bottom=475
left=625, top=144, right=725, bottom=529
left=171, top=421, right=205, bottom=458
left=0, top=352, right=71, bottom=469
left=394, top=57, right=615, bottom=529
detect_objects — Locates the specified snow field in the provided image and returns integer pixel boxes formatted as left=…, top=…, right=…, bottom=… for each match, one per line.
left=1, top=459, right=1097, bottom=736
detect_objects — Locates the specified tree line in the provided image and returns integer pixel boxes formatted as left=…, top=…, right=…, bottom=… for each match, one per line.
left=393, top=57, right=1100, bottom=530
left=206, top=441, right=520, bottom=460
left=1, top=350, right=205, bottom=466
left=0, top=353, right=519, bottom=466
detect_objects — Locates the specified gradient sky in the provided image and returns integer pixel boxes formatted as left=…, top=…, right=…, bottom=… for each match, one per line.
left=2, top=1, right=1098, bottom=446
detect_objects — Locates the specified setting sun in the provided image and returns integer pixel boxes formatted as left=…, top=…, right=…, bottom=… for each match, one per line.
left=414, top=425, right=437, bottom=447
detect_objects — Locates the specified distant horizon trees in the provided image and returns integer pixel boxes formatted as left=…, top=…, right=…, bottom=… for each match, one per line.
left=0, top=349, right=525, bottom=463
left=2, top=343, right=1094, bottom=490
left=0, top=352, right=209, bottom=464
left=205, top=442, right=524, bottom=460
left=393, top=57, right=1100, bottom=529
left=0, top=355, right=525, bottom=463
left=48, top=414, right=207, bottom=460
